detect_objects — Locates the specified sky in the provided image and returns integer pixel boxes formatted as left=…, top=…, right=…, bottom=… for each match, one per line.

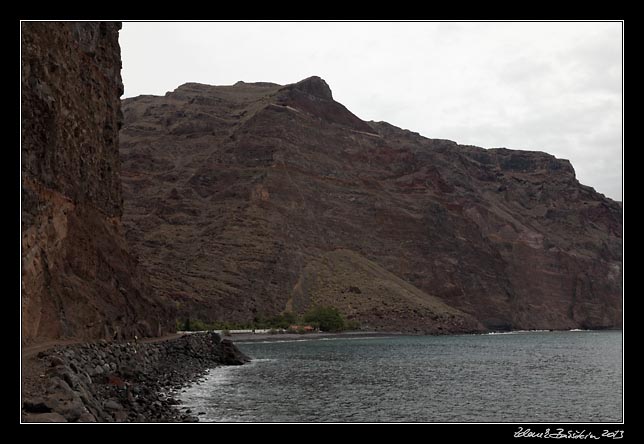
left=120, top=22, right=622, bottom=201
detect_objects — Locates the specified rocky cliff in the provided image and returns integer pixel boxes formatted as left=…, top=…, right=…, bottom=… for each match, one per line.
left=120, top=76, right=622, bottom=333
left=21, top=22, right=173, bottom=343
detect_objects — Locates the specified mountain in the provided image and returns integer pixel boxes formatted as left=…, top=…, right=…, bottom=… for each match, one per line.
left=119, top=76, right=622, bottom=333
left=21, top=22, right=173, bottom=343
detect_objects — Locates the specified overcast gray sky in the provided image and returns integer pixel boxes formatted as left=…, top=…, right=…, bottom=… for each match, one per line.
left=120, top=22, right=622, bottom=201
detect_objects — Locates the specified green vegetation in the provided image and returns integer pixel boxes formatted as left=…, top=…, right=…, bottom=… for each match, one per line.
left=176, top=306, right=359, bottom=333
left=346, top=319, right=361, bottom=331
left=303, top=306, right=346, bottom=332
left=253, top=312, right=298, bottom=330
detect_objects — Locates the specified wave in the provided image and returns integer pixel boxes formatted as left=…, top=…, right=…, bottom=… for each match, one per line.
left=243, top=339, right=316, bottom=344
left=241, top=335, right=394, bottom=345
left=319, top=336, right=393, bottom=342
left=483, top=329, right=598, bottom=336
left=484, top=329, right=551, bottom=335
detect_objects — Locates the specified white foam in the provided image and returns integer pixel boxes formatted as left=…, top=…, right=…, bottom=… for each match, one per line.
left=484, top=329, right=551, bottom=336
left=244, top=339, right=313, bottom=344
left=241, top=335, right=395, bottom=345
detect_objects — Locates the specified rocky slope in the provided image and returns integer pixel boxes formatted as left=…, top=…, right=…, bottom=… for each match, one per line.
left=21, top=22, right=173, bottom=343
left=120, top=76, right=622, bottom=333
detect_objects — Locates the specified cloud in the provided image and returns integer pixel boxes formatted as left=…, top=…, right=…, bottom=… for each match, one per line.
left=119, top=22, right=622, bottom=201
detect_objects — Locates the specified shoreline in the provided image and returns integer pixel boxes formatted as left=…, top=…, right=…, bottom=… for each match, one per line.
left=220, top=327, right=622, bottom=344
left=22, top=328, right=621, bottom=422
left=228, top=330, right=405, bottom=343
left=21, top=332, right=249, bottom=423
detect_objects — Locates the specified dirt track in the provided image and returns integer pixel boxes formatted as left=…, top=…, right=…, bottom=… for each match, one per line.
left=22, top=333, right=182, bottom=359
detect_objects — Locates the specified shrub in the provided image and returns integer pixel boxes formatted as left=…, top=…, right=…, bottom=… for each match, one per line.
left=304, top=306, right=346, bottom=332
left=269, top=312, right=298, bottom=329
left=346, top=319, right=362, bottom=331
left=192, top=319, right=212, bottom=331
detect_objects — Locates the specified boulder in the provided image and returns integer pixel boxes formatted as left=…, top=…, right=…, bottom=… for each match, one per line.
left=23, top=398, right=53, bottom=413
left=22, top=412, right=68, bottom=423
left=104, top=399, right=124, bottom=411
left=219, top=339, right=251, bottom=365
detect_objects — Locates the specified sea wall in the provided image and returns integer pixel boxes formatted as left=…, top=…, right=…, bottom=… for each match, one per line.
left=22, top=332, right=249, bottom=422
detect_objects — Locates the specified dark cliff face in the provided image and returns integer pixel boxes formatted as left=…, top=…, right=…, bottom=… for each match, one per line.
left=120, top=77, right=622, bottom=333
left=21, top=22, right=173, bottom=343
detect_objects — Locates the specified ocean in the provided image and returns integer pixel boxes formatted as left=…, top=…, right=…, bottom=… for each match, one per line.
left=179, top=330, right=622, bottom=423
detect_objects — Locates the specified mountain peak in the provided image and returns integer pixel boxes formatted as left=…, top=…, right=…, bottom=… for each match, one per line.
left=120, top=73, right=622, bottom=335
left=289, top=76, right=333, bottom=101
left=273, top=76, right=372, bottom=132
left=233, top=80, right=282, bottom=88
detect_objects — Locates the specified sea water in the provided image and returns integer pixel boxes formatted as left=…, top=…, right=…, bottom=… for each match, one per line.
left=179, top=331, right=622, bottom=422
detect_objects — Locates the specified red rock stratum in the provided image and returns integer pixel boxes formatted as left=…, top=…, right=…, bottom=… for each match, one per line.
left=22, top=22, right=173, bottom=343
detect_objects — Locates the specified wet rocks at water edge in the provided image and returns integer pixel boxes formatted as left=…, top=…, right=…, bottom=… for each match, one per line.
left=22, top=332, right=250, bottom=423
left=220, top=339, right=251, bottom=365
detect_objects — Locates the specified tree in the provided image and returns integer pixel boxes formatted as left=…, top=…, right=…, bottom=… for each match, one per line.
left=304, top=306, right=345, bottom=332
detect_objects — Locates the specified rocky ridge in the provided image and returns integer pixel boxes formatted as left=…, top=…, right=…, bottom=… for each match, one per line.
left=120, top=76, right=622, bottom=333
left=22, top=332, right=250, bottom=422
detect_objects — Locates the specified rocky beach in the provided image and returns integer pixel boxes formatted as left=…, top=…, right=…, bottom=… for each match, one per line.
left=21, top=332, right=249, bottom=422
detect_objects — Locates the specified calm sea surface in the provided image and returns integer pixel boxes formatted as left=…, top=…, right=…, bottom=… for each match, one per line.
left=179, top=331, right=622, bottom=422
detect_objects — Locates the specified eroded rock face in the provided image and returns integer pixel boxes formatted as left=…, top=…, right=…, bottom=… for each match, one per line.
left=120, top=77, right=622, bottom=333
left=21, top=22, right=173, bottom=343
